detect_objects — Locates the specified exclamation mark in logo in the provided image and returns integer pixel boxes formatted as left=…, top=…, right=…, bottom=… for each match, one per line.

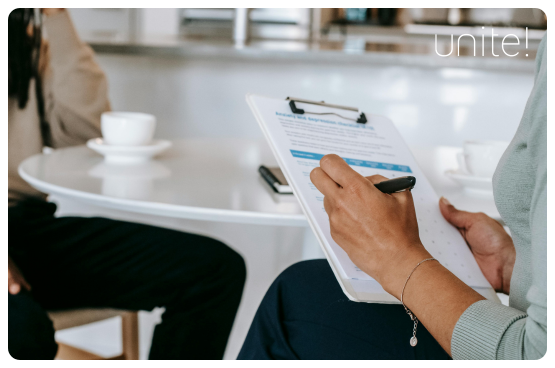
left=526, top=27, right=529, bottom=57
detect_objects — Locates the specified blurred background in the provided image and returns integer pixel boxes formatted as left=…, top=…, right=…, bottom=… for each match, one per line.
left=52, top=8, right=546, bottom=360
left=66, top=8, right=546, bottom=147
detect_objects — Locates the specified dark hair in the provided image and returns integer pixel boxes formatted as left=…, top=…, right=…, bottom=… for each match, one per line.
left=8, top=8, right=49, bottom=144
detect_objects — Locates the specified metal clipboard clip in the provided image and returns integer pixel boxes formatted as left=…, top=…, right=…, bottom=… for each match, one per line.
left=286, top=97, right=367, bottom=124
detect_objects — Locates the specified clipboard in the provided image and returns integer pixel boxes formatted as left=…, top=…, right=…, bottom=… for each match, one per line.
left=286, top=97, right=368, bottom=124
left=247, top=94, right=499, bottom=304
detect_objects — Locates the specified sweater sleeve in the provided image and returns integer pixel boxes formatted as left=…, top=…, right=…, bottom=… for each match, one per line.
left=451, top=35, right=547, bottom=360
left=520, top=32, right=547, bottom=359
left=42, top=10, right=110, bottom=148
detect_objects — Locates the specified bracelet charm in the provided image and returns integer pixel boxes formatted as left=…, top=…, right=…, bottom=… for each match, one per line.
left=410, top=336, right=418, bottom=347
left=401, top=257, right=438, bottom=347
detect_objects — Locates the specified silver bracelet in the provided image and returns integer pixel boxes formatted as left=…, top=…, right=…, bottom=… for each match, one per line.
left=401, top=257, right=438, bottom=347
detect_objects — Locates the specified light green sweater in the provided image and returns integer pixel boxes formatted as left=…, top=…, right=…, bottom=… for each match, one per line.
left=451, top=35, right=547, bottom=359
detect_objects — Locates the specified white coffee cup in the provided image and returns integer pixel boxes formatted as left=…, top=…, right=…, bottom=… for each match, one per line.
left=101, top=112, right=156, bottom=146
left=462, top=140, right=509, bottom=178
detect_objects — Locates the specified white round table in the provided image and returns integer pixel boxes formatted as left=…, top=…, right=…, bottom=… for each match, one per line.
left=19, top=138, right=500, bottom=224
left=19, top=138, right=308, bottom=227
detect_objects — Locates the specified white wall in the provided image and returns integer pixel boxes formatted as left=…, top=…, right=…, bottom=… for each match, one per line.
left=68, top=8, right=180, bottom=38
left=96, top=53, right=534, bottom=148
left=142, top=9, right=180, bottom=36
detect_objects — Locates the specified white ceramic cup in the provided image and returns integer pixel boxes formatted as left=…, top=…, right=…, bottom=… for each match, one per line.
left=101, top=112, right=156, bottom=146
left=462, top=140, right=509, bottom=178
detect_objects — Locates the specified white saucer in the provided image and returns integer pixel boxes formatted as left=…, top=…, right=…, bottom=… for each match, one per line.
left=445, top=169, right=493, bottom=196
left=87, top=138, right=172, bottom=163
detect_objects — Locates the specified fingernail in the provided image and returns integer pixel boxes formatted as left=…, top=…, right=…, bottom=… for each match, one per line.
left=441, top=197, right=451, bottom=205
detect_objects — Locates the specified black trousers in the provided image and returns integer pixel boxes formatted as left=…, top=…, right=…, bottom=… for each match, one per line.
left=238, top=260, right=450, bottom=360
left=8, top=199, right=246, bottom=360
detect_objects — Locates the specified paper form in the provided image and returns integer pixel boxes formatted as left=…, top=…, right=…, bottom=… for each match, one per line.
left=248, top=95, right=490, bottom=290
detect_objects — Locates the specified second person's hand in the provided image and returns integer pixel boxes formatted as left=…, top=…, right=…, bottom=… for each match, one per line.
left=439, top=197, right=515, bottom=295
left=8, top=256, right=31, bottom=295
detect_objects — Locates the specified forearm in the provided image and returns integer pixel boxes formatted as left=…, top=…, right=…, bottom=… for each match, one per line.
left=499, top=251, right=515, bottom=295
left=309, top=160, right=520, bottom=357
left=387, top=253, right=485, bottom=356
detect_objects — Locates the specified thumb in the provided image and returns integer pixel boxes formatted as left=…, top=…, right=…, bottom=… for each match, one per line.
left=8, top=277, right=21, bottom=295
left=439, top=197, right=474, bottom=229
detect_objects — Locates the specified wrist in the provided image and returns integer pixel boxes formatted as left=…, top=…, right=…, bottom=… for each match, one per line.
left=500, top=250, right=516, bottom=295
left=380, top=244, right=432, bottom=299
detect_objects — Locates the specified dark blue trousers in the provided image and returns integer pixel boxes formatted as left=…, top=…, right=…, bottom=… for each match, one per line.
left=9, top=199, right=246, bottom=360
left=238, top=260, right=450, bottom=360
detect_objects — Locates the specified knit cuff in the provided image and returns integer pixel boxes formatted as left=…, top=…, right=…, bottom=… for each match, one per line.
left=451, top=300, right=527, bottom=360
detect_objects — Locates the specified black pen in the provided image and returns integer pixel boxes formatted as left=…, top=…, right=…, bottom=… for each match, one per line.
left=374, top=176, right=416, bottom=194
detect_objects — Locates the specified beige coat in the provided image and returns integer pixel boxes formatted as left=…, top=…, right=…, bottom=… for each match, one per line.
left=8, top=10, right=110, bottom=205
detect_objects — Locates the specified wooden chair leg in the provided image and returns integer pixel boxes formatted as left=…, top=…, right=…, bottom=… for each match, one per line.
left=55, top=343, right=105, bottom=360
left=121, top=312, right=140, bottom=360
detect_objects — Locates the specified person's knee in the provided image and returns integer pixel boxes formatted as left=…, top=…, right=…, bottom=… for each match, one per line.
left=8, top=294, right=58, bottom=360
left=245, top=260, right=332, bottom=332
left=276, top=259, right=331, bottom=287
left=176, top=235, right=246, bottom=295
left=166, top=230, right=247, bottom=286
left=212, top=239, right=247, bottom=286
left=269, top=259, right=336, bottom=303
left=171, top=237, right=246, bottom=314
left=227, top=245, right=247, bottom=282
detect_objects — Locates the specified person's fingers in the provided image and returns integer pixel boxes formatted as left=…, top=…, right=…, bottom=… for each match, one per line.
left=439, top=197, right=475, bottom=229
left=310, top=167, right=339, bottom=196
left=323, top=196, right=332, bottom=214
left=8, top=276, right=21, bottom=295
left=9, top=284, right=21, bottom=295
left=319, top=154, right=365, bottom=189
left=364, top=174, right=389, bottom=185
left=391, top=187, right=414, bottom=205
left=364, top=174, right=392, bottom=195
left=20, top=278, right=31, bottom=291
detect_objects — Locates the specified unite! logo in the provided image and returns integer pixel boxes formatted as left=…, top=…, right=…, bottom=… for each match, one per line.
left=435, top=27, right=529, bottom=57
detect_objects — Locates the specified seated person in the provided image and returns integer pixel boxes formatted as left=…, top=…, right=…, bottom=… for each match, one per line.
left=8, top=9, right=245, bottom=360
left=238, top=36, right=547, bottom=360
